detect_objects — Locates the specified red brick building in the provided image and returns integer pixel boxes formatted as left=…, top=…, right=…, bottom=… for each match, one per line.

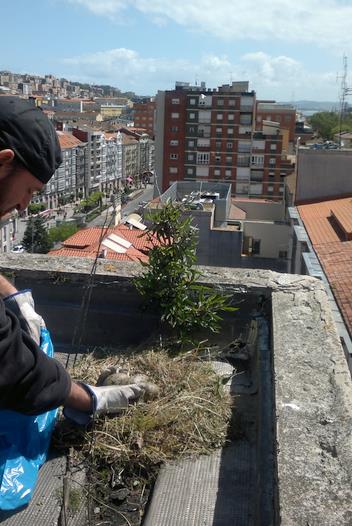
left=155, top=82, right=293, bottom=199
left=256, top=102, right=296, bottom=144
left=133, top=99, right=156, bottom=138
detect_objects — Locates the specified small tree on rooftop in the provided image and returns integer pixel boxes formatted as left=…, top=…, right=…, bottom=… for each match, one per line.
left=134, top=201, right=236, bottom=345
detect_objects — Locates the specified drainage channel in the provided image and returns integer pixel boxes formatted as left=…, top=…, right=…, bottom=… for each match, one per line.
left=143, top=308, right=275, bottom=526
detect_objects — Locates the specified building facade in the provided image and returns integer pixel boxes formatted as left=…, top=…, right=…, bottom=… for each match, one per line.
left=43, top=132, right=88, bottom=207
left=256, top=102, right=296, bottom=148
left=133, top=99, right=156, bottom=138
left=155, top=81, right=293, bottom=199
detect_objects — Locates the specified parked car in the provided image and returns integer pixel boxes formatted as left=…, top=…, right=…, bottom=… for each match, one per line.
left=11, top=244, right=25, bottom=253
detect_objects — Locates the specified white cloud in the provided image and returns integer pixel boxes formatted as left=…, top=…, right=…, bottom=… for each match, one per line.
left=66, top=0, right=352, bottom=49
left=61, top=47, right=339, bottom=99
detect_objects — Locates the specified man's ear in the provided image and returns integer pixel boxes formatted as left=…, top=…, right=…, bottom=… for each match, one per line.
left=0, top=149, right=15, bottom=166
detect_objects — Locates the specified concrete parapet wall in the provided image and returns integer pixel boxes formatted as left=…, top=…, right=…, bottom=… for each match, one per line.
left=0, top=255, right=351, bottom=524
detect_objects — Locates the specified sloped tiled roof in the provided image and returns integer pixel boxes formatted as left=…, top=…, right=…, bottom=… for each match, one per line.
left=57, top=131, right=84, bottom=149
left=48, top=224, right=156, bottom=263
left=298, top=196, right=352, bottom=336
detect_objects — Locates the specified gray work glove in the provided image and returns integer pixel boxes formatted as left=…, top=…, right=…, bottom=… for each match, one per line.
left=4, top=289, right=45, bottom=346
left=63, top=383, right=145, bottom=425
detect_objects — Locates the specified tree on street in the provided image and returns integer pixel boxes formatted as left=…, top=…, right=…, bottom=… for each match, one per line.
left=22, top=216, right=52, bottom=254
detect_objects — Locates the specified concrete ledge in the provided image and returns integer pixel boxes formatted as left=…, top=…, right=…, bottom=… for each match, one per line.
left=272, top=275, right=352, bottom=525
left=0, top=255, right=351, bottom=524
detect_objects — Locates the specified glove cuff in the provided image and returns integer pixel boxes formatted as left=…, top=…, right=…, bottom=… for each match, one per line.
left=63, top=382, right=96, bottom=426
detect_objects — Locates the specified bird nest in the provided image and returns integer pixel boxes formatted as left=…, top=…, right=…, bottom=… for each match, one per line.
left=53, top=348, right=233, bottom=524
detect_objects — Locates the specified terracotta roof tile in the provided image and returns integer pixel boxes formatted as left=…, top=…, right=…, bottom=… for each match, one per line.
left=49, top=224, right=156, bottom=263
left=57, top=131, right=84, bottom=149
left=298, top=196, right=352, bottom=337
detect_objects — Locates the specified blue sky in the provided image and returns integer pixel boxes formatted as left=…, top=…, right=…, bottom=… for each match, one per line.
left=2, top=0, right=352, bottom=101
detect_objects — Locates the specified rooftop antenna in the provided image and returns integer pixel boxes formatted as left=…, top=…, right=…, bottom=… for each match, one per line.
left=195, top=74, right=198, bottom=86
left=337, top=54, right=352, bottom=148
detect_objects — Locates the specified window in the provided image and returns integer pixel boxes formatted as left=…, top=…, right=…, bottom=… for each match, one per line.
left=216, top=141, right=222, bottom=150
left=188, top=140, right=195, bottom=147
left=187, top=168, right=193, bottom=175
left=189, top=98, right=196, bottom=105
left=216, top=127, right=222, bottom=134
left=251, top=155, right=264, bottom=166
left=226, top=142, right=233, bottom=149
left=225, top=169, right=232, bottom=178
left=238, top=155, right=250, bottom=167
left=199, top=110, right=211, bottom=123
left=214, top=169, right=221, bottom=176
left=171, top=98, right=180, bottom=104
left=228, top=113, right=235, bottom=121
left=285, top=115, right=292, bottom=123
left=170, top=153, right=178, bottom=160
left=215, top=155, right=221, bottom=162
left=188, top=153, right=194, bottom=161
left=270, top=144, right=277, bottom=151
left=171, top=126, right=178, bottom=132
left=226, top=155, right=232, bottom=163
left=217, top=99, right=224, bottom=106
left=189, top=112, right=196, bottom=119
left=170, top=140, right=179, bottom=146
left=269, top=157, right=276, bottom=166
left=238, top=141, right=251, bottom=153
left=227, top=128, right=234, bottom=135
left=228, top=99, right=236, bottom=106
left=216, top=113, right=223, bottom=120
left=240, top=114, right=252, bottom=125
left=279, top=250, right=288, bottom=259
left=197, top=152, right=209, bottom=165
left=169, top=167, right=178, bottom=174
left=197, top=138, right=210, bottom=147
left=171, top=112, right=179, bottom=119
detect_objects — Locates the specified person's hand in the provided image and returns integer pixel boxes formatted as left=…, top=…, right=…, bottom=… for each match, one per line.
left=3, top=289, right=45, bottom=345
left=63, top=382, right=158, bottom=425
left=0, top=274, right=17, bottom=298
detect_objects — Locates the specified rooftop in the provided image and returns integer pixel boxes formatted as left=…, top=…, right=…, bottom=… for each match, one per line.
left=0, top=258, right=350, bottom=525
left=49, top=224, right=157, bottom=263
left=56, top=131, right=84, bottom=149
left=298, top=196, right=352, bottom=338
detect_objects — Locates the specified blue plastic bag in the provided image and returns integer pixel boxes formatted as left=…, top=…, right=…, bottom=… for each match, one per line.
left=0, top=328, right=58, bottom=510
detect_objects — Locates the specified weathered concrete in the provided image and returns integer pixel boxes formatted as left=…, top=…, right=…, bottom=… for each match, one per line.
left=272, top=275, right=352, bottom=525
left=0, top=255, right=351, bottom=524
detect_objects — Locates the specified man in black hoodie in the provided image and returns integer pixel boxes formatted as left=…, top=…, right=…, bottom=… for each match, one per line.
left=0, top=97, right=148, bottom=425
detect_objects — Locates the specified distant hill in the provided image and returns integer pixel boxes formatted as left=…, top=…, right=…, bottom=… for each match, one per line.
left=280, top=101, right=340, bottom=112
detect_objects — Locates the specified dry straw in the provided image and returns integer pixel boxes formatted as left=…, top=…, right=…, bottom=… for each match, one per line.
left=55, top=349, right=232, bottom=476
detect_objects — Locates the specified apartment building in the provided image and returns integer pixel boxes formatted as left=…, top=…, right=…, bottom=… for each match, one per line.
left=133, top=99, right=156, bottom=138
left=103, top=132, right=123, bottom=193
left=155, top=81, right=293, bottom=199
left=256, top=102, right=296, bottom=150
left=0, top=214, right=18, bottom=253
left=42, top=132, right=88, bottom=207
left=121, top=134, right=139, bottom=186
